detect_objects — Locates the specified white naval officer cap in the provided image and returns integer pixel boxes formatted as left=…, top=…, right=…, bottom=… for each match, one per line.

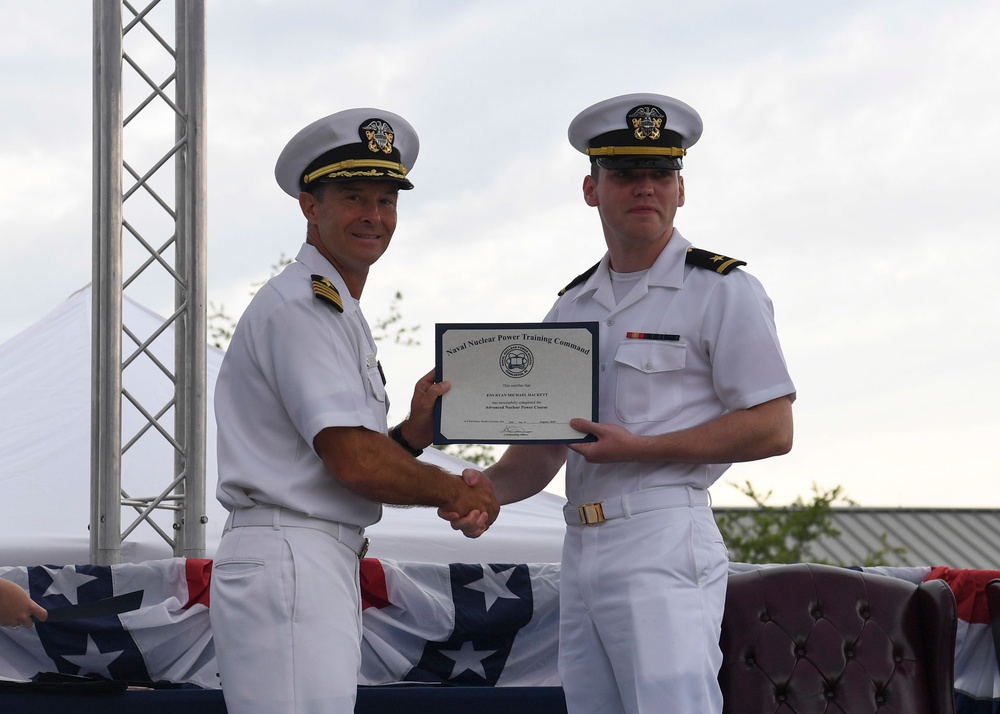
left=568, top=93, right=702, bottom=170
left=274, top=107, right=419, bottom=197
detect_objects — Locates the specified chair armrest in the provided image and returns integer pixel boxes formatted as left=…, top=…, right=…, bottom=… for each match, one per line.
left=917, top=578, right=957, bottom=714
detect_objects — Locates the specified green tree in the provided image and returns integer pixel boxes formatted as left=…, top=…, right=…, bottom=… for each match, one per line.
left=208, top=301, right=235, bottom=350
left=715, top=481, right=906, bottom=566
left=434, top=443, right=499, bottom=467
left=209, top=255, right=421, bottom=350
left=372, top=291, right=421, bottom=347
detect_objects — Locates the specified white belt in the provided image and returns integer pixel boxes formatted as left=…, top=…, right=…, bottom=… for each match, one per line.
left=564, top=486, right=710, bottom=526
left=225, top=507, right=370, bottom=559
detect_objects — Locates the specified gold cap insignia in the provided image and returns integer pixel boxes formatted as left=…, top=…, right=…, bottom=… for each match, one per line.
left=628, top=105, right=665, bottom=142
left=361, top=119, right=395, bottom=155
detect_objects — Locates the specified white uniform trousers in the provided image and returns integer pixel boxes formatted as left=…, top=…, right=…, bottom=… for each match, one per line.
left=210, top=519, right=362, bottom=714
left=558, top=501, right=728, bottom=714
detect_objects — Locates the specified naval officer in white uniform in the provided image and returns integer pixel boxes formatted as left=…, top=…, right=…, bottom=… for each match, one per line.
left=443, top=93, right=795, bottom=714
left=210, top=108, right=499, bottom=714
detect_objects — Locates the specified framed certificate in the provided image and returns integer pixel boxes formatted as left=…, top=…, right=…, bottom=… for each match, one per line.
left=434, top=322, right=599, bottom=444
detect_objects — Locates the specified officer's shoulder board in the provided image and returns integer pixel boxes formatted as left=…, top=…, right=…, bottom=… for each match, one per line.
left=685, top=248, right=746, bottom=274
left=311, top=274, right=344, bottom=312
left=558, top=249, right=746, bottom=295
left=558, top=262, right=600, bottom=296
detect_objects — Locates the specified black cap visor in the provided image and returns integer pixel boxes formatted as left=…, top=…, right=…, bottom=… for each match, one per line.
left=594, top=155, right=683, bottom=171
left=311, top=173, right=414, bottom=191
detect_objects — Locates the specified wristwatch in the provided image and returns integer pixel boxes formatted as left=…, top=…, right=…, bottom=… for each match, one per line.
left=389, top=424, right=423, bottom=457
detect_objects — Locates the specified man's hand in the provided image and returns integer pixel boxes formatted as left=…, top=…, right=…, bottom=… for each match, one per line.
left=438, top=469, right=497, bottom=538
left=399, top=369, right=450, bottom=450
left=569, top=396, right=794, bottom=466
left=567, top=418, right=639, bottom=463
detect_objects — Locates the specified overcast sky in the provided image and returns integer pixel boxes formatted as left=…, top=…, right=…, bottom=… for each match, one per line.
left=1, top=1, right=997, bottom=508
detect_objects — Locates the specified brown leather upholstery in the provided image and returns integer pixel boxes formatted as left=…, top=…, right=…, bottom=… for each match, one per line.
left=987, top=578, right=1000, bottom=677
left=719, top=563, right=957, bottom=714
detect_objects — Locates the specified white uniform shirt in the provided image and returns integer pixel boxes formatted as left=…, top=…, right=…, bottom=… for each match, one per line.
left=215, top=243, right=386, bottom=528
left=546, top=231, right=796, bottom=506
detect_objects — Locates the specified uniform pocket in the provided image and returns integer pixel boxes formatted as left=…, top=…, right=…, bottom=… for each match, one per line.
left=213, top=558, right=266, bottom=578
left=614, top=341, right=686, bottom=423
left=692, top=515, right=729, bottom=588
left=366, top=365, right=387, bottom=405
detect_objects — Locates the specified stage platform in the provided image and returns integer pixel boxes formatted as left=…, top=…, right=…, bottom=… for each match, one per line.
left=0, top=684, right=568, bottom=713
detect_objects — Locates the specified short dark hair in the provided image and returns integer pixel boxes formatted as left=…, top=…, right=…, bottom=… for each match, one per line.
left=304, top=180, right=335, bottom=201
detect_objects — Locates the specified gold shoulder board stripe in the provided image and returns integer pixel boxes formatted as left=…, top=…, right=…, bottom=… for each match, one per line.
left=311, top=274, right=344, bottom=312
left=558, top=261, right=601, bottom=296
left=685, top=248, right=746, bottom=275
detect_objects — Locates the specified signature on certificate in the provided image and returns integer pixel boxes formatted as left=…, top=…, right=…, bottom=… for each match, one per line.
left=502, top=425, right=531, bottom=435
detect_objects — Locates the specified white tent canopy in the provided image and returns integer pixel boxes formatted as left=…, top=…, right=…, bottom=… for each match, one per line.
left=0, top=286, right=565, bottom=566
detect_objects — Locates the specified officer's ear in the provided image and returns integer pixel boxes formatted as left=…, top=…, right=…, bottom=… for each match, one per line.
left=298, top=190, right=319, bottom=221
left=582, top=174, right=599, bottom=207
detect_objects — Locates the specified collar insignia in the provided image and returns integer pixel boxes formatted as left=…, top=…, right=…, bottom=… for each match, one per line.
left=628, top=105, right=665, bottom=141
left=311, top=274, right=344, bottom=312
left=360, top=119, right=395, bottom=155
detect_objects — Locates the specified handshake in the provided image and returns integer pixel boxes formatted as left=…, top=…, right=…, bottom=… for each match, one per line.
left=437, top=469, right=498, bottom=538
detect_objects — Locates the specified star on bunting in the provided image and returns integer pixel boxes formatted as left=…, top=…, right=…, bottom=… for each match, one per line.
left=61, top=635, right=125, bottom=679
left=464, top=566, right=521, bottom=611
left=40, top=566, right=98, bottom=604
left=439, top=640, right=497, bottom=680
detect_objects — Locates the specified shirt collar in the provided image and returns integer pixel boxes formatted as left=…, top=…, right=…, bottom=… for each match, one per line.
left=645, top=229, right=691, bottom=289
left=573, top=229, right=692, bottom=302
left=294, top=243, right=358, bottom=314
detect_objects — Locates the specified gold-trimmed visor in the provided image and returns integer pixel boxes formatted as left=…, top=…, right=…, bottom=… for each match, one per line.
left=586, top=146, right=686, bottom=158
left=304, top=158, right=409, bottom=185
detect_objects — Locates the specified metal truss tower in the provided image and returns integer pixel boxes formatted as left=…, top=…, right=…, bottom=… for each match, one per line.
left=91, top=0, right=207, bottom=564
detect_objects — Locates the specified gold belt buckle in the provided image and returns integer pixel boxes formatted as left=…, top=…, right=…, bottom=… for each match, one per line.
left=579, top=502, right=606, bottom=525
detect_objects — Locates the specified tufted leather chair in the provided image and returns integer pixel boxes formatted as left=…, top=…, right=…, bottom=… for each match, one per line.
left=719, top=563, right=957, bottom=714
left=987, top=578, right=1000, bottom=677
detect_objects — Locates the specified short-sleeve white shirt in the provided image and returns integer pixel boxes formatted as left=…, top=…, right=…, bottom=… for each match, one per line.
left=546, top=231, right=796, bottom=506
left=214, top=243, right=386, bottom=527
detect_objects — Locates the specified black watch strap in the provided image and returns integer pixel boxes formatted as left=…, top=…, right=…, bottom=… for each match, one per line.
left=390, top=424, right=423, bottom=457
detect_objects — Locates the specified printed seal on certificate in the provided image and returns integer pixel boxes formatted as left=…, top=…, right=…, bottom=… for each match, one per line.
left=434, top=322, right=599, bottom=445
left=499, top=344, right=534, bottom=379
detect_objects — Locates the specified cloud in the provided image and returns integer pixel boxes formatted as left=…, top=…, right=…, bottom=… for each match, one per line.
left=1, top=0, right=998, bottom=506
